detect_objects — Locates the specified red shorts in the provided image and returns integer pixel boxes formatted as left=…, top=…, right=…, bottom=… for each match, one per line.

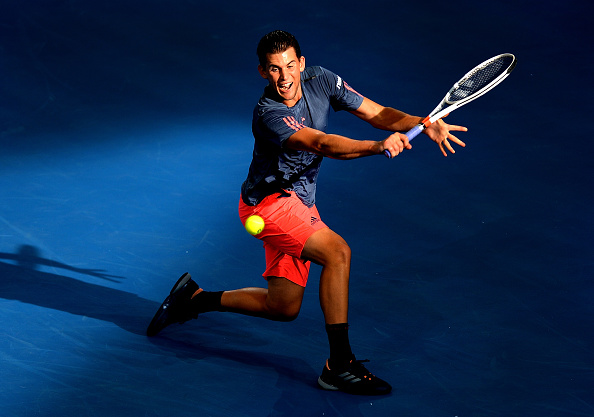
left=238, top=191, right=328, bottom=287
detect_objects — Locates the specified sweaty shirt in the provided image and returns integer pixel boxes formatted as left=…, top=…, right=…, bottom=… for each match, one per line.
left=241, top=66, right=364, bottom=208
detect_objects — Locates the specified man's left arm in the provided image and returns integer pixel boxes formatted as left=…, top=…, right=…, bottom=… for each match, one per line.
left=351, top=97, right=468, bottom=156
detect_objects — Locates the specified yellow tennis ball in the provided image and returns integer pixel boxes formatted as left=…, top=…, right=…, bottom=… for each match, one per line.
left=245, top=215, right=265, bottom=235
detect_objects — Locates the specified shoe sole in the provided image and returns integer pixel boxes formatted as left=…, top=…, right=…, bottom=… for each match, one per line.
left=317, top=377, right=339, bottom=391
left=318, top=376, right=392, bottom=395
left=170, top=272, right=192, bottom=294
left=146, top=273, right=194, bottom=337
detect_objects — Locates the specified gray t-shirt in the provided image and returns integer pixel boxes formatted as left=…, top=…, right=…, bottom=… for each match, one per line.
left=241, top=66, right=364, bottom=207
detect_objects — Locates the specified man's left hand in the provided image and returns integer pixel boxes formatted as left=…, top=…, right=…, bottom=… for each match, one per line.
left=424, top=117, right=468, bottom=156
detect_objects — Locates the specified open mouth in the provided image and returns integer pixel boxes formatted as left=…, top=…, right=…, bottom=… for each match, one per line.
left=278, top=82, right=293, bottom=93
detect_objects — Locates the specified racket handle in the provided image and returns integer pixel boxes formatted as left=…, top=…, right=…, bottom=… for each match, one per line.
left=383, top=123, right=426, bottom=158
left=404, top=123, right=426, bottom=141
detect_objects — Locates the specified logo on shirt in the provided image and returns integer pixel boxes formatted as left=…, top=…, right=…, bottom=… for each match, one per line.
left=283, top=116, right=306, bottom=132
left=336, top=76, right=343, bottom=89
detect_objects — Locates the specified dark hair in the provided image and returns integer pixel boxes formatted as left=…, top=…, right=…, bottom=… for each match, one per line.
left=256, top=30, right=302, bottom=68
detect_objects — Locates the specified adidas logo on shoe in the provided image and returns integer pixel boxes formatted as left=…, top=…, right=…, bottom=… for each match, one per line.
left=318, top=358, right=392, bottom=395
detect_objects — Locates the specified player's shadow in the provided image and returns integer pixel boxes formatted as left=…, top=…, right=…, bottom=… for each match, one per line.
left=0, top=244, right=387, bottom=409
left=0, top=244, right=158, bottom=335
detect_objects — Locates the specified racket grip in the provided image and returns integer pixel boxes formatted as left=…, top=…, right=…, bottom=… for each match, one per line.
left=405, top=123, right=425, bottom=141
left=383, top=123, right=426, bottom=158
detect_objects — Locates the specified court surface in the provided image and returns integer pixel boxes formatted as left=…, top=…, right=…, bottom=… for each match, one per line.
left=1, top=1, right=592, bottom=416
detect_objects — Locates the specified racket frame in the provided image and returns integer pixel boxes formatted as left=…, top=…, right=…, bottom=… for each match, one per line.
left=398, top=53, right=517, bottom=146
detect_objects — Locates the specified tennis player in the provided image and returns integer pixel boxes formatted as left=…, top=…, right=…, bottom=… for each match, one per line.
left=147, top=30, right=467, bottom=395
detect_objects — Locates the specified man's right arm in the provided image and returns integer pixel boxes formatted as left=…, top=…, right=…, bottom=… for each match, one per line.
left=284, top=126, right=411, bottom=160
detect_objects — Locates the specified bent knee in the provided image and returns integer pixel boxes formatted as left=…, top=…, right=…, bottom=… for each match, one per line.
left=335, top=240, right=351, bottom=263
left=324, top=239, right=351, bottom=268
left=276, top=311, right=300, bottom=322
left=303, top=229, right=351, bottom=267
left=267, top=303, right=301, bottom=322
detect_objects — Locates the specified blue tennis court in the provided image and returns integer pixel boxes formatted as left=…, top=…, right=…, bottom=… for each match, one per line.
left=1, top=1, right=592, bottom=416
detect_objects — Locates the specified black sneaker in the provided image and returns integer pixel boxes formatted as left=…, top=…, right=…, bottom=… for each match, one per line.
left=318, top=358, right=392, bottom=395
left=146, top=273, right=200, bottom=337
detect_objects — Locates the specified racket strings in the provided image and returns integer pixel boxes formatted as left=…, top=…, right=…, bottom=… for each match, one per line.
left=448, top=55, right=513, bottom=102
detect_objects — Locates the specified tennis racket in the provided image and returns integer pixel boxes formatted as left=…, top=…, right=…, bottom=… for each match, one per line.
left=385, top=53, right=517, bottom=157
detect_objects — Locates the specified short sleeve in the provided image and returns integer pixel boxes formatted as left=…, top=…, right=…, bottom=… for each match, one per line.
left=318, top=67, right=364, bottom=112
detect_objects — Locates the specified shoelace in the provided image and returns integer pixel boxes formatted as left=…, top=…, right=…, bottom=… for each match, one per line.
left=350, top=359, right=377, bottom=380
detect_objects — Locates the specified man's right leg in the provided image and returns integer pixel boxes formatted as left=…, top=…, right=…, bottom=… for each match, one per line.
left=146, top=274, right=306, bottom=337
left=218, top=276, right=305, bottom=321
left=148, top=190, right=316, bottom=335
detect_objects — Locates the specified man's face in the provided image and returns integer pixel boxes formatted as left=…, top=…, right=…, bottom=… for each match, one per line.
left=258, top=47, right=305, bottom=107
